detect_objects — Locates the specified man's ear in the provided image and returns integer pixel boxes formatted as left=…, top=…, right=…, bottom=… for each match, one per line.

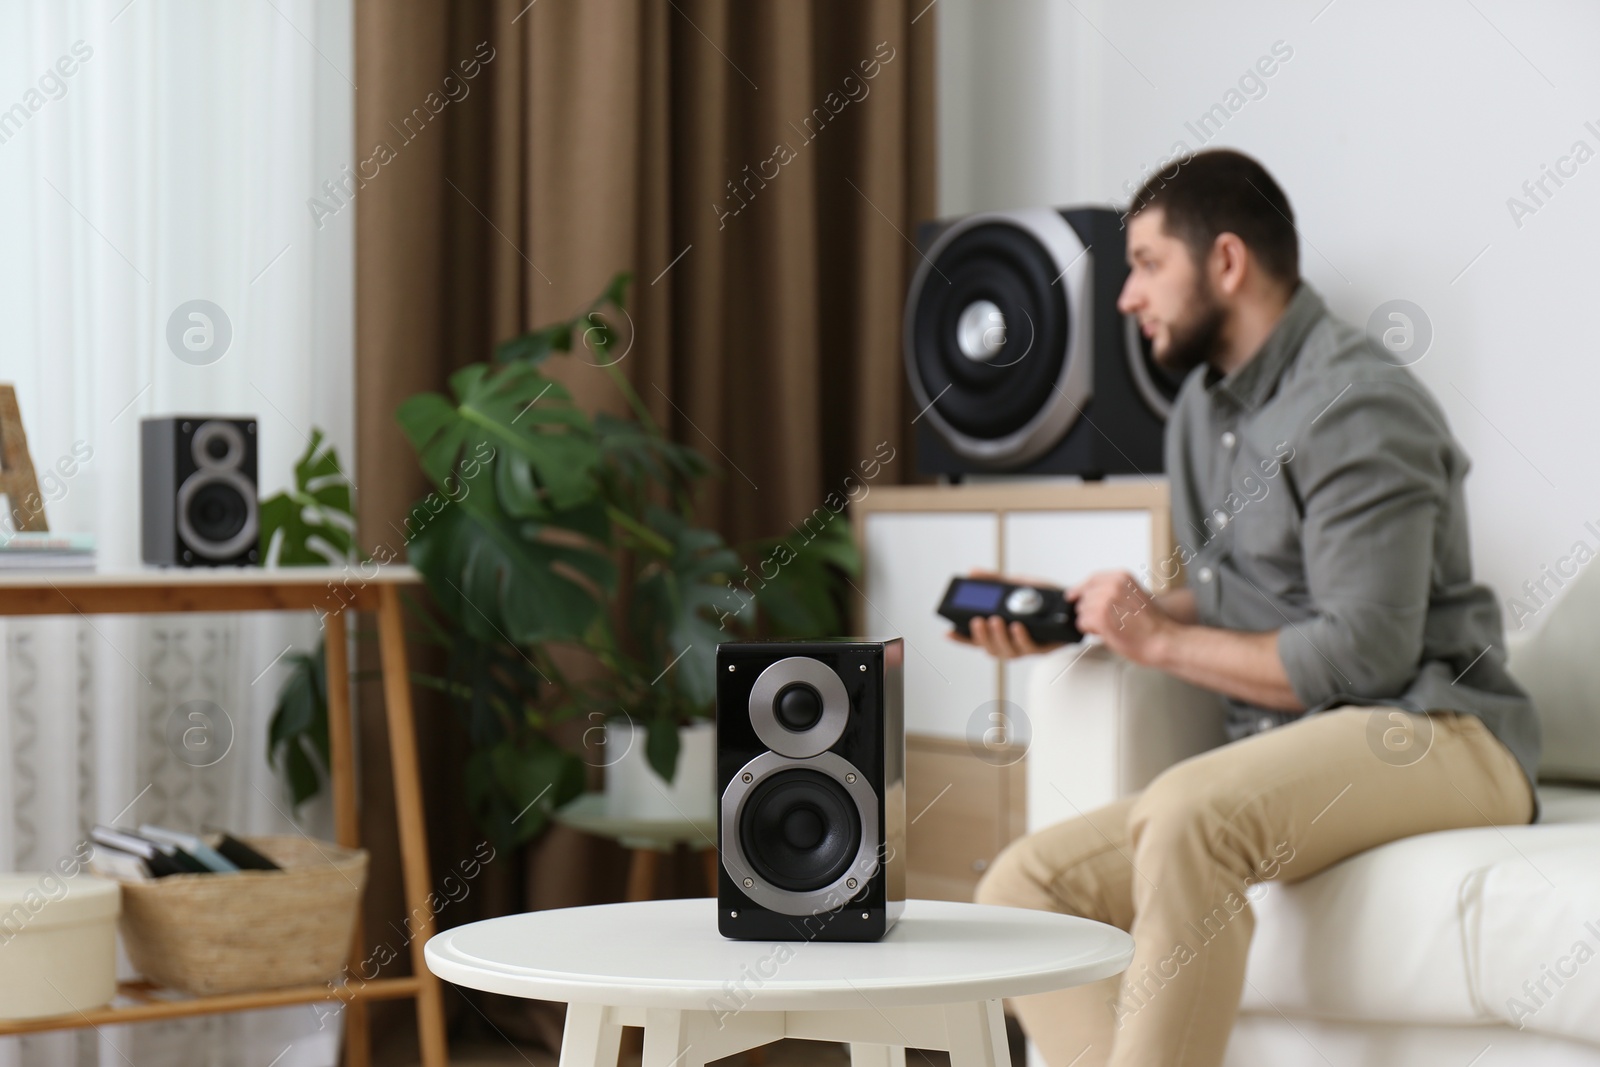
left=1210, top=232, right=1251, bottom=296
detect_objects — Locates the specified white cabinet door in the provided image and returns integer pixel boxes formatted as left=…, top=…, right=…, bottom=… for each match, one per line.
left=1004, top=509, right=1153, bottom=832
left=862, top=512, right=998, bottom=740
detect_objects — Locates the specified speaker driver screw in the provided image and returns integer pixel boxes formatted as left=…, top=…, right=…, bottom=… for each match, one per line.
left=731, top=910, right=738, bottom=918
left=846, top=773, right=856, bottom=783
left=742, top=772, right=752, bottom=782
left=847, top=878, right=857, bottom=889
left=861, top=912, right=869, bottom=919
left=859, top=665, right=867, bottom=672
left=743, top=877, right=753, bottom=888
left=728, top=665, right=736, bottom=672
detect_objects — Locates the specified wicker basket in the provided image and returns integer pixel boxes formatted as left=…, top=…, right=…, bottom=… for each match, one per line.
left=116, top=834, right=368, bottom=996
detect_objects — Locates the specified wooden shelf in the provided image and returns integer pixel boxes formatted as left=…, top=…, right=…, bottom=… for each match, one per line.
left=0, top=976, right=421, bottom=1036
left=0, top=563, right=419, bottom=616
left=0, top=572, right=448, bottom=1064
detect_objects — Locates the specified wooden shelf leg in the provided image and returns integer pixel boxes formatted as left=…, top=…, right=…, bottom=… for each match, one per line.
left=324, top=607, right=371, bottom=1067
left=626, top=848, right=660, bottom=902
left=377, top=584, right=449, bottom=1067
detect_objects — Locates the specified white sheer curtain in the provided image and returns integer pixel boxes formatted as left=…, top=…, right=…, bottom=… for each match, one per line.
left=0, top=2, right=354, bottom=1065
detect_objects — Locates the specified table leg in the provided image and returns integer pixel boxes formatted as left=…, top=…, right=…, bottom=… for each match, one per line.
left=943, top=1000, right=1009, bottom=1067
left=377, top=583, right=449, bottom=1067
left=627, top=848, right=661, bottom=902
left=642, top=1008, right=707, bottom=1067
left=324, top=608, right=370, bottom=1067
left=849, top=1044, right=907, bottom=1067
left=558, top=1003, right=624, bottom=1067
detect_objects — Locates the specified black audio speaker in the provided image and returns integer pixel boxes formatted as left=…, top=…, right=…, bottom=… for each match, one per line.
left=140, top=416, right=260, bottom=567
left=716, top=639, right=905, bottom=942
left=904, top=206, right=1185, bottom=478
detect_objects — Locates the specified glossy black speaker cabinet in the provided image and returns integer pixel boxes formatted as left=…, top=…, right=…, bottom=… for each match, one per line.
left=716, top=639, right=905, bottom=942
left=140, top=416, right=259, bottom=567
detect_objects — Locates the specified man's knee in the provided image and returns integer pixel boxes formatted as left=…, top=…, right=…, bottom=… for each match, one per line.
left=1128, top=758, right=1278, bottom=877
left=1130, top=759, right=1242, bottom=853
left=974, top=836, right=1044, bottom=909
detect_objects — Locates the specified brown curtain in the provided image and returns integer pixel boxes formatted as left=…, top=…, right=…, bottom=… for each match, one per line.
left=351, top=0, right=934, bottom=1055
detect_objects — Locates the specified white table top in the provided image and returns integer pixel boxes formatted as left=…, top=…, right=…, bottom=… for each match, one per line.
left=425, top=898, right=1132, bottom=1010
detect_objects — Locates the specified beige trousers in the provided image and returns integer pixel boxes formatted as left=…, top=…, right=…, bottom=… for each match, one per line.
left=974, top=706, right=1534, bottom=1067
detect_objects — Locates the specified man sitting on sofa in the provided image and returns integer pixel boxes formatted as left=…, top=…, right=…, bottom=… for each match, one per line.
left=960, top=148, right=1540, bottom=1067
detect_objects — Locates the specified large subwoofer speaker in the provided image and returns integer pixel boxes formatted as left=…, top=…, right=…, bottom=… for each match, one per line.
left=716, top=639, right=905, bottom=942
left=140, top=416, right=259, bottom=567
left=905, top=206, right=1184, bottom=478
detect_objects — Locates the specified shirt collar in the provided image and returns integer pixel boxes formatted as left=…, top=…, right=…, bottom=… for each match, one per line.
left=1204, top=282, right=1326, bottom=412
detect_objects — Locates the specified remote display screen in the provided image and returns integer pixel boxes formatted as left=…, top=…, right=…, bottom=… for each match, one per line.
left=950, top=580, right=1006, bottom=612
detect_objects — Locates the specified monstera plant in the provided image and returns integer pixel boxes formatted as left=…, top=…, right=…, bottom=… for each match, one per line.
left=392, top=273, right=859, bottom=849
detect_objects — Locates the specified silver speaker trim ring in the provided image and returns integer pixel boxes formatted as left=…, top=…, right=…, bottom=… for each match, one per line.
left=902, top=207, right=1096, bottom=467
left=1123, top=312, right=1175, bottom=420
left=176, top=468, right=260, bottom=560
left=191, top=420, right=245, bottom=471
left=748, top=657, right=850, bottom=759
left=720, top=749, right=881, bottom=916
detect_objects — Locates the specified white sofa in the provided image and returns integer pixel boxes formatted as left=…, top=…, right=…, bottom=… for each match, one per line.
left=1025, top=563, right=1600, bottom=1067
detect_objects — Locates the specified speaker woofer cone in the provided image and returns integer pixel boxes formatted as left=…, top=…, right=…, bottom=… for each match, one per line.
left=176, top=469, right=259, bottom=560
left=720, top=749, right=880, bottom=915
left=738, top=767, right=861, bottom=892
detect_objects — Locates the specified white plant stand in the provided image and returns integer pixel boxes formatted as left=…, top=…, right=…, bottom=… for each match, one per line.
left=425, top=897, right=1131, bottom=1067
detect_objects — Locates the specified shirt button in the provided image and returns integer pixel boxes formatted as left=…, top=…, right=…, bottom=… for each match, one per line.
left=1197, top=566, right=1214, bottom=583
left=1213, top=510, right=1229, bottom=529
left=1221, top=431, right=1237, bottom=449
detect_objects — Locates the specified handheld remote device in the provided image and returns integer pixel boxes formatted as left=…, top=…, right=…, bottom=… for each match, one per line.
left=937, top=576, right=1081, bottom=645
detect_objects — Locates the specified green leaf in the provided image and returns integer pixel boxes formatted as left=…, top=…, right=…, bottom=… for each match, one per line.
left=409, top=500, right=613, bottom=644
left=267, top=646, right=330, bottom=807
left=258, top=429, right=359, bottom=567
left=644, top=709, right=682, bottom=783
left=745, top=510, right=862, bottom=637
left=632, top=507, right=743, bottom=710
left=466, top=737, right=586, bottom=848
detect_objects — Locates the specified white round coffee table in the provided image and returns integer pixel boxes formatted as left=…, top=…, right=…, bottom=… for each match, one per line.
left=425, top=897, right=1132, bottom=1067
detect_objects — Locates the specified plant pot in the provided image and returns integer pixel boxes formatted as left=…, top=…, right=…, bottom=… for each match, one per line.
left=602, top=718, right=716, bottom=823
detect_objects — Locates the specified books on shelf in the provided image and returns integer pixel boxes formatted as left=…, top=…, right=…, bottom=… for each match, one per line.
left=87, top=823, right=282, bottom=882
left=0, top=531, right=95, bottom=570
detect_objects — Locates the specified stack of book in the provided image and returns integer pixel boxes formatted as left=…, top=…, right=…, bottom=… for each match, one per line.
left=88, top=824, right=281, bottom=881
left=0, top=531, right=96, bottom=571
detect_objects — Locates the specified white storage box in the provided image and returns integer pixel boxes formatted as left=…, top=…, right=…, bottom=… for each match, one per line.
left=0, top=873, right=119, bottom=1019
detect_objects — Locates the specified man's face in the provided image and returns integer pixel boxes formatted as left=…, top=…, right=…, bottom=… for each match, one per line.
left=1117, top=208, right=1225, bottom=374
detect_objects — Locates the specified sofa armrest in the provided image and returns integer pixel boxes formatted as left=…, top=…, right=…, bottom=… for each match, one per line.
left=1023, top=644, right=1232, bottom=831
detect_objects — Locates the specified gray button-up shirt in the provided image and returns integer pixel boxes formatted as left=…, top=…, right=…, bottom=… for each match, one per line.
left=1164, top=283, right=1541, bottom=795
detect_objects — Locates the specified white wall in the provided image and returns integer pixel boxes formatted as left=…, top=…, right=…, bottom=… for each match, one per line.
left=937, top=0, right=1600, bottom=629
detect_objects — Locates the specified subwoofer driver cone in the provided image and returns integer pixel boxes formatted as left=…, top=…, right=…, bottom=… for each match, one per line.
left=902, top=207, right=1097, bottom=468
left=720, top=749, right=880, bottom=916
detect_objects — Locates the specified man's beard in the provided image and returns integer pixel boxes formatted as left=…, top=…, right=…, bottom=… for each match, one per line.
left=1158, top=277, right=1226, bottom=374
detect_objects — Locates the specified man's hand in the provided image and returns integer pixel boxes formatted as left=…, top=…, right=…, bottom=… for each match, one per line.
left=945, top=569, right=1069, bottom=661
left=1069, top=569, right=1174, bottom=666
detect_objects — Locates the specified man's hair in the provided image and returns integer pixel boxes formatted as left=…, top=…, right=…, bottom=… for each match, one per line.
left=1127, top=149, right=1300, bottom=288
